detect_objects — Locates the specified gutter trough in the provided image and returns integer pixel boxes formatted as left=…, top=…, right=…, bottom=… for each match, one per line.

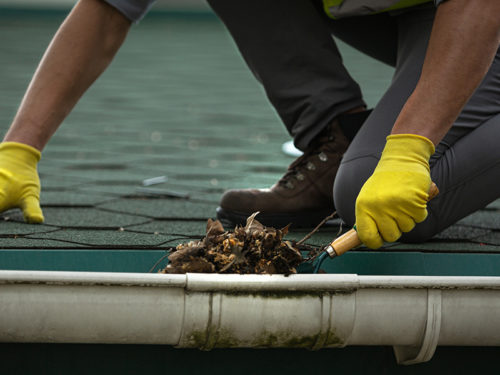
left=1, top=271, right=499, bottom=365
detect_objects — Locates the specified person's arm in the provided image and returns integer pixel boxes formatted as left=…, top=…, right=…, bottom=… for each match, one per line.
left=0, top=0, right=131, bottom=223
left=392, top=0, right=500, bottom=144
left=355, top=0, right=500, bottom=249
left=4, top=0, right=131, bottom=150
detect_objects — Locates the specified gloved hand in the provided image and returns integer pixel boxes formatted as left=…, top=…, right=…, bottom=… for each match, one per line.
left=355, top=134, right=435, bottom=249
left=0, top=142, right=44, bottom=223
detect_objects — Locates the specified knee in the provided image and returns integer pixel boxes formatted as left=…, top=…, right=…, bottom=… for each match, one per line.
left=333, top=155, right=378, bottom=227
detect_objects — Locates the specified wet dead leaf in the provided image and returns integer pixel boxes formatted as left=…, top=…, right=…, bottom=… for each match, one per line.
left=161, top=212, right=303, bottom=275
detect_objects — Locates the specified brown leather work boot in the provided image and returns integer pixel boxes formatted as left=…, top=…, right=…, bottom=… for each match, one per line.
left=216, top=121, right=352, bottom=228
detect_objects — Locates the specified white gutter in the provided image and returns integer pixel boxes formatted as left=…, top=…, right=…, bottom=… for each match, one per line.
left=1, top=271, right=499, bottom=365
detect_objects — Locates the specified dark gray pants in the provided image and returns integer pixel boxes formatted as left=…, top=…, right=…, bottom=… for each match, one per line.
left=209, top=0, right=500, bottom=241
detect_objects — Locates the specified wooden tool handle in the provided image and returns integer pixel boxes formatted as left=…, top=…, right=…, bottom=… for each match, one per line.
left=328, top=182, right=439, bottom=257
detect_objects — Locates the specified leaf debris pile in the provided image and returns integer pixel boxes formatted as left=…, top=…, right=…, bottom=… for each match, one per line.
left=161, top=212, right=303, bottom=275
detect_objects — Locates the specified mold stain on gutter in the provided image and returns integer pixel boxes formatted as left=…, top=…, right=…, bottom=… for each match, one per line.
left=181, top=290, right=347, bottom=349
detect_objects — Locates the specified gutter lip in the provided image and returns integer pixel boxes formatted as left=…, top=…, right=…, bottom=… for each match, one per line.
left=0, top=270, right=500, bottom=291
left=0, top=270, right=187, bottom=288
left=358, top=275, right=500, bottom=290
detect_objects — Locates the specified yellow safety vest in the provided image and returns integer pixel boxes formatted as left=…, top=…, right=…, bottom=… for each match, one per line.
left=323, top=0, right=432, bottom=19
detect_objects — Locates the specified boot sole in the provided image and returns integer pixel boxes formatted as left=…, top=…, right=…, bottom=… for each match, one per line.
left=216, top=207, right=336, bottom=228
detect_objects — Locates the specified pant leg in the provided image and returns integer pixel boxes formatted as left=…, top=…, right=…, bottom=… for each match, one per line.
left=333, top=5, right=500, bottom=242
left=326, top=12, right=398, bottom=66
left=207, top=0, right=366, bottom=150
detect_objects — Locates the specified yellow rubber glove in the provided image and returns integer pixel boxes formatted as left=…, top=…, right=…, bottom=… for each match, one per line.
left=355, top=134, right=435, bottom=249
left=0, top=142, right=44, bottom=223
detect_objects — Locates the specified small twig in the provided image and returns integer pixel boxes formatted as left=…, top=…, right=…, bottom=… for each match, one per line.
left=306, top=220, right=344, bottom=262
left=148, top=252, right=171, bottom=273
left=296, top=211, right=337, bottom=245
left=219, top=259, right=236, bottom=273
left=220, top=247, right=247, bottom=273
left=335, top=220, right=344, bottom=238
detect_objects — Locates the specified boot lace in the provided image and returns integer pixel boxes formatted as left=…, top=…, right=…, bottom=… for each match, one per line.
left=278, top=131, right=335, bottom=189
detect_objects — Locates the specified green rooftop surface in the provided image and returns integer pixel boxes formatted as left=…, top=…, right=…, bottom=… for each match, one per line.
left=1, top=10, right=500, bottom=374
left=1, top=11, right=500, bottom=272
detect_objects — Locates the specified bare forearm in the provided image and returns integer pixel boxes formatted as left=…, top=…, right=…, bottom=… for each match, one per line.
left=392, top=0, right=500, bottom=145
left=4, top=0, right=131, bottom=151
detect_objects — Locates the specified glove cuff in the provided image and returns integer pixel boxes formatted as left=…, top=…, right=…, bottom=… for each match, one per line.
left=0, top=142, right=41, bottom=164
left=385, top=134, right=435, bottom=160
